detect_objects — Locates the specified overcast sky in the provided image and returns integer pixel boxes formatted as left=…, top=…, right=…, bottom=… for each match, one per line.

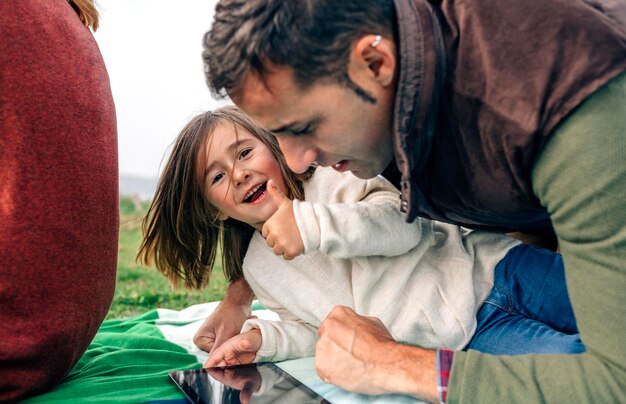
left=94, top=0, right=230, bottom=178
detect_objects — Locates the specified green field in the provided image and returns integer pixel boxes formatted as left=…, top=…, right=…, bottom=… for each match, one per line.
left=107, top=197, right=229, bottom=319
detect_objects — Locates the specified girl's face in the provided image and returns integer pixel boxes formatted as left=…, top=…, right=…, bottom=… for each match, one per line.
left=198, top=122, right=289, bottom=231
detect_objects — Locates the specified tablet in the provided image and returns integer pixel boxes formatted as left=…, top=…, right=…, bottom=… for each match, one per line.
left=169, top=362, right=330, bottom=403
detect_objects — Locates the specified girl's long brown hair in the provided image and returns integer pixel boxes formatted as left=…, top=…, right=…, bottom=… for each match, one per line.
left=137, top=106, right=313, bottom=289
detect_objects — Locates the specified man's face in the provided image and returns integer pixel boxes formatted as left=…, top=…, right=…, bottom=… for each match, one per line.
left=233, top=66, right=395, bottom=179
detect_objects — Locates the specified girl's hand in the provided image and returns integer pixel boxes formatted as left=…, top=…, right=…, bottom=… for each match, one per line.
left=204, top=328, right=262, bottom=368
left=262, top=180, right=304, bottom=260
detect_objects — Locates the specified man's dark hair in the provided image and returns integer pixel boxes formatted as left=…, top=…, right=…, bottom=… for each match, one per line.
left=202, top=0, right=395, bottom=101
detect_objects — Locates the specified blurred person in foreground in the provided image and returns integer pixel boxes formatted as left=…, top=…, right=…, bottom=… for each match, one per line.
left=0, top=0, right=118, bottom=401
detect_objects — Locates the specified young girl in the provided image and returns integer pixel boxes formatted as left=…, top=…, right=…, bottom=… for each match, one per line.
left=138, top=106, right=583, bottom=367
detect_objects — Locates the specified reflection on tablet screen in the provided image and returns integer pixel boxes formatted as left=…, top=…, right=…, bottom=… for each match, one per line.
left=169, top=363, right=330, bottom=404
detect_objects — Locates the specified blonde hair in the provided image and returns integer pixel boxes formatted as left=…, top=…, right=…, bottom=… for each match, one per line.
left=137, top=106, right=314, bottom=289
left=68, top=0, right=100, bottom=31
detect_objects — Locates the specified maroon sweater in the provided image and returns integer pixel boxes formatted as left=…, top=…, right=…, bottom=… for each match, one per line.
left=0, top=0, right=118, bottom=401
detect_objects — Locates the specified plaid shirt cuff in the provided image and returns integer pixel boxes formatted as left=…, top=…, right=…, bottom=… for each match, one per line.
left=436, top=349, right=454, bottom=403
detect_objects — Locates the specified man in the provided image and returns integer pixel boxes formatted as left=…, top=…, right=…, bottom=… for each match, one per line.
left=0, top=0, right=118, bottom=400
left=197, top=0, right=626, bottom=402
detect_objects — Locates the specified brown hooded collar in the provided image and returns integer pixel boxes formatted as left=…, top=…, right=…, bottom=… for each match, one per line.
left=392, top=0, right=626, bottom=229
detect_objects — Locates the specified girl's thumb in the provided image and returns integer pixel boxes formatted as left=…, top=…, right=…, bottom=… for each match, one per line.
left=267, top=179, right=287, bottom=202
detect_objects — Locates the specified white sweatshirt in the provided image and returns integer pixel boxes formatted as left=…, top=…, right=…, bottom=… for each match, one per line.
left=242, top=167, right=519, bottom=362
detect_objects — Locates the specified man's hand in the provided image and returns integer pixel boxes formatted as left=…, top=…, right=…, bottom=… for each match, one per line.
left=261, top=180, right=304, bottom=260
left=204, top=328, right=262, bottom=368
left=315, top=306, right=438, bottom=403
left=193, top=278, right=254, bottom=353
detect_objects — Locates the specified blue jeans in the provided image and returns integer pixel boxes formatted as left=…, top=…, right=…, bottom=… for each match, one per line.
left=464, top=244, right=585, bottom=355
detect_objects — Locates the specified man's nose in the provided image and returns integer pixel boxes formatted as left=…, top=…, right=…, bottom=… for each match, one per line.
left=276, top=137, right=318, bottom=173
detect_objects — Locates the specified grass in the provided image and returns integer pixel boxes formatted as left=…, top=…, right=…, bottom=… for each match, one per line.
left=106, top=196, right=229, bottom=319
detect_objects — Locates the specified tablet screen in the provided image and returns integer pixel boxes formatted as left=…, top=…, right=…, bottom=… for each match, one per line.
left=169, top=363, right=329, bottom=403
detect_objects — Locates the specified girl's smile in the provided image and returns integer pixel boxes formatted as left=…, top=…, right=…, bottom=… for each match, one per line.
left=242, top=181, right=268, bottom=204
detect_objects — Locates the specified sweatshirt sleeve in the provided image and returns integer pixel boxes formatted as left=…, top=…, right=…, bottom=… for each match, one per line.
left=241, top=248, right=319, bottom=363
left=448, top=72, right=626, bottom=402
left=242, top=318, right=318, bottom=363
left=293, top=170, right=427, bottom=258
left=240, top=278, right=318, bottom=362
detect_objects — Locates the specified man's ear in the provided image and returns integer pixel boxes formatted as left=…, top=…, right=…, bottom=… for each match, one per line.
left=348, top=35, right=396, bottom=88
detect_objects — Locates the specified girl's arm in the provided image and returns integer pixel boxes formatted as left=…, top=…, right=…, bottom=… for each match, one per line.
left=203, top=282, right=318, bottom=365
left=294, top=169, right=428, bottom=258
left=240, top=318, right=318, bottom=363
left=242, top=267, right=320, bottom=363
left=242, top=285, right=319, bottom=362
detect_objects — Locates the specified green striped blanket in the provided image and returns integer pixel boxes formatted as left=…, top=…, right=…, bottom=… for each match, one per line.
left=25, top=302, right=420, bottom=403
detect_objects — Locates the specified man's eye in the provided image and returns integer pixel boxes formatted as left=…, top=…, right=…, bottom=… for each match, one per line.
left=239, top=148, right=252, bottom=159
left=212, top=172, right=224, bottom=184
left=290, top=124, right=314, bottom=137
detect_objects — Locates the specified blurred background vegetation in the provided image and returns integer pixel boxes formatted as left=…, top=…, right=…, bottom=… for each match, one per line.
left=107, top=196, right=228, bottom=319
